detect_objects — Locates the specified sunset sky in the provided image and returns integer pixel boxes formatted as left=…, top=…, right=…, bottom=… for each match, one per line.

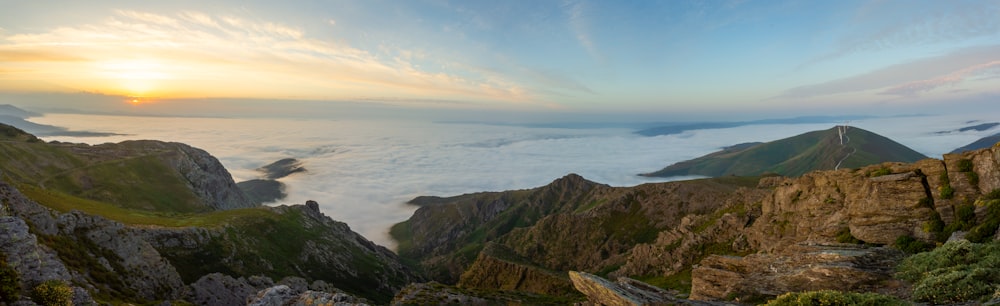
left=1, top=0, right=999, bottom=116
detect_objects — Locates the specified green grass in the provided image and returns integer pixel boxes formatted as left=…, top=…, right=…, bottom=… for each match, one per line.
left=764, top=290, right=908, bottom=306
left=20, top=184, right=274, bottom=228
left=645, top=127, right=925, bottom=177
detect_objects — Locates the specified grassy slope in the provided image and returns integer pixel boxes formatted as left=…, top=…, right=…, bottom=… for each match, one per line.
left=1, top=126, right=409, bottom=303
left=644, top=126, right=926, bottom=177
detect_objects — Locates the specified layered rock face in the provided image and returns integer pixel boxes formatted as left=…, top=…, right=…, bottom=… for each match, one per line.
left=690, top=245, right=904, bottom=302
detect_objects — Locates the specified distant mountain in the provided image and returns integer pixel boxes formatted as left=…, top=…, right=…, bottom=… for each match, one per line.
left=0, top=104, right=41, bottom=118
left=0, top=104, right=122, bottom=137
left=635, top=115, right=875, bottom=136
left=641, top=126, right=927, bottom=177
left=935, top=122, right=999, bottom=134
left=951, top=133, right=1000, bottom=153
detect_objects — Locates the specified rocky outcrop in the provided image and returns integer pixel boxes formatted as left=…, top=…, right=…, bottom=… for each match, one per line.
left=457, top=243, right=577, bottom=296
left=248, top=285, right=369, bottom=306
left=391, top=282, right=490, bottom=306
left=568, top=271, right=711, bottom=306
left=0, top=216, right=72, bottom=292
left=690, top=245, right=904, bottom=302
left=188, top=273, right=258, bottom=306
left=127, top=140, right=258, bottom=210
left=1, top=179, right=184, bottom=301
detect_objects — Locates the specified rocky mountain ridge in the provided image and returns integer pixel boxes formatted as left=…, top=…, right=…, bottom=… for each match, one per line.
left=393, top=139, right=1000, bottom=304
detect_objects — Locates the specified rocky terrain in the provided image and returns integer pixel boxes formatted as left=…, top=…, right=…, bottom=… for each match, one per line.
left=393, top=136, right=1000, bottom=304
left=0, top=124, right=421, bottom=305
left=5, top=118, right=1000, bottom=305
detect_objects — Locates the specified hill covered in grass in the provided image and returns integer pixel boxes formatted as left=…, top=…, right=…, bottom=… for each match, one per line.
left=0, top=123, right=423, bottom=304
left=641, top=126, right=926, bottom=177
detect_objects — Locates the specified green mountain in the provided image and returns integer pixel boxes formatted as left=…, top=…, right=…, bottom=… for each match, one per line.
left=0, top=123, right=422, bottom=304
left=641, top=126, right=927, bottom=177
left=951, top=133, right=1000, bottom=153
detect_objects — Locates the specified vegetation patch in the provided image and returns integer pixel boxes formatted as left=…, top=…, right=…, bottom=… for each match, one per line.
left=869, top=167, right=892, bottom=177
left=893, top=235, right=933, bottom=254
left=764, top=290, right=908, bottom=306
left=31, top=280, right=73, bottom=306
left=957, top=159, right=974, bottom=172
left=835, top=227, right=863, bottom=244
left=938, top=172, right=955, bottom=199
left=897, top=240, right=1000, bottom=304
left=0, top=255, right=19, bottom=303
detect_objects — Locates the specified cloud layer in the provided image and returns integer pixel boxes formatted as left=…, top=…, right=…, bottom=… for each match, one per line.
left=30, top=111, right=1000, bottom=247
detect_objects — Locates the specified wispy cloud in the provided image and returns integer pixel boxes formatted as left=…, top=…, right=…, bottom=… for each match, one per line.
left=0, top=10, right=536, bottom=104
left=777, top=45, right=1000, bottom=99
left=881, top=61, right=1000, bottom=97
left=563, top=0, right=602, bottom=62
left=805, top=2, right=1000, bottom=66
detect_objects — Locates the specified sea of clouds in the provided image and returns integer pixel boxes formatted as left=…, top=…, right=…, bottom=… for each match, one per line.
left=31, top=112, right=1000, bottom=248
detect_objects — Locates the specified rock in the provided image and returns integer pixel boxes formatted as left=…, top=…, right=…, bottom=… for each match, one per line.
left=568, top=271, right=710, bottom=306
left=457, top=243, right=577, bottom=296
left=257, top=158, right=307, bottom=180
left=187, top=273, right=256, bottom=306
left=690, top=245, right=904, bottom=302
left=0, top=216, right=72, bottom=292
left=290, top=291, right=369, bottom=306
left=277, top=276, right=309, bottom=295
left=391, top=282, right=490, bottom=306
left=248, top=285, right=297, bottom=306
left=305, top=200, right=320, bottom=213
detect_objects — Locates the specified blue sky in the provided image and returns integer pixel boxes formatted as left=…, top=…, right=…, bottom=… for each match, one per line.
left=1, top=0, right=998, bottom=117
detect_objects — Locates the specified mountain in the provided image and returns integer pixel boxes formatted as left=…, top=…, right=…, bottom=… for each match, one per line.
left=641, top=126, right=926, bottom=177
left=393, top=143, right=1000, bottom=304
left=951, top=132, right=1000, bottom=153
left=0, top=124, right=422, bottom=305
left=0, top=104, right=122, bottom=137
left=635, top=115, right=874, bottom=136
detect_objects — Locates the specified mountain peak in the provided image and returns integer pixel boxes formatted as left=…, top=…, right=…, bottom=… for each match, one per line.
left=642, top=125, right=926, bottom=177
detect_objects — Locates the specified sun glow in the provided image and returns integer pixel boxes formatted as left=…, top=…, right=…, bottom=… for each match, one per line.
left=97, top=59, right=171, bottom=97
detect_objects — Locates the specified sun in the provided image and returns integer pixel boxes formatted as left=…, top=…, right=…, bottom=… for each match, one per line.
left=98, top=59, right=170, bottom=97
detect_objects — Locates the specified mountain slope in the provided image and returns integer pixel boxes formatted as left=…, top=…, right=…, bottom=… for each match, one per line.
left=951, top=132, right=1000, bottom=153
left=641, top=126, right=926, bottom=177
left=0, top=125, right=424, bottom=304
left=0, top=123, right=256, bottom=212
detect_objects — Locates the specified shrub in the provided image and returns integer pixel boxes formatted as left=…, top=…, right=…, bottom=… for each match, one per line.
left=957, top=159, right=974, bottom=172
left=31, top=280, right=73, bottom=306
left=896, top=240, right=1000, bottom=304
left=869, top=167, right=892, bottom=177
left=967, top=172, right=980, bottom=186
left=764, top=290, right=907, bottom=306
left=894, top=235, right=932, bottom=254
left=940, top=185, right=955, bottom=199
left=956, top=204, right=976, bottom=225
left=835, top=227, right=862, bottom=244
left=0, top=257, right=19, bottom=303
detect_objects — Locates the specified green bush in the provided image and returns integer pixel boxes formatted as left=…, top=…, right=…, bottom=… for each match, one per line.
left=835, top=227, right=862, bottom=244
left=940, top=185, right=955, bottom=199
left=0, top=257, right=19, bottom=303
left=896, top=240, right=1000, bottom=304
left=958, top=159, right=974, bottom=172
left=956, top=204, right=976, bottom=225
left=764, top=290, right=907, bottom=306
left=967, top=172, right=980, bottom=186
left=869, top=167, right=892, bottom=177
left=31, top=280, right=73, bottom=306
left=894, top=235, right=932, bottom=254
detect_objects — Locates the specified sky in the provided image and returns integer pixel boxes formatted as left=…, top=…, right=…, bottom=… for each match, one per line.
left=1, top=0, right=999, bottom=118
